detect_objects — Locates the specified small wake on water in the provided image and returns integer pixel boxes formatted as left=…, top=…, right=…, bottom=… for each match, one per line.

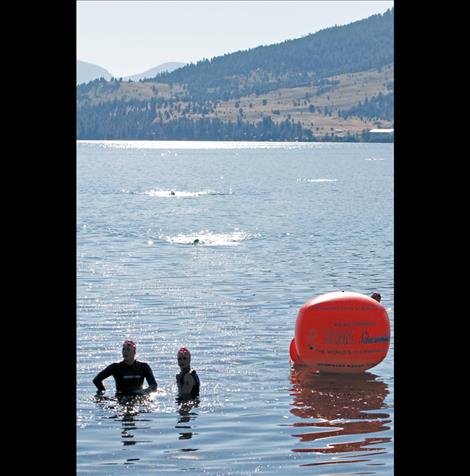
left=144, top=190, right=219, bottom=198
left=297, top=178, right=338, bottom=183
left=159, top=230, right=258, bottom=246
left=121, top=189, right=227, bottom=198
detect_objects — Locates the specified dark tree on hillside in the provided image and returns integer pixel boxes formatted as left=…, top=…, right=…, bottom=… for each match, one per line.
left=340, top=92, right=393, bottom=120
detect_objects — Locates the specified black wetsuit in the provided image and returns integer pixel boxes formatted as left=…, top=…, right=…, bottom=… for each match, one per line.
left=177, top=369, right=200, bottom=399
left=93, top=360, right=157, bottom=396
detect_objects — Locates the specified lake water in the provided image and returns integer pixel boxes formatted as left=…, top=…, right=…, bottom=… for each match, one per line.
left=77, top=141, right=394, bottom=475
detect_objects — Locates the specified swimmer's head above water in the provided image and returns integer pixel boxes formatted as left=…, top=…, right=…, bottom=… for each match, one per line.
left=177, top=347, right=191, bottom=370
left=122, top=339, right=137, bottom=364
left=370, top=292, right=381, bottom=303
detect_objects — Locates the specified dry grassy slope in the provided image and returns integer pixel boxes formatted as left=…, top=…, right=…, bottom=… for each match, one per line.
left=78, top=64, right=393, bottom=135
left=210, top=65, right=394, bottom=134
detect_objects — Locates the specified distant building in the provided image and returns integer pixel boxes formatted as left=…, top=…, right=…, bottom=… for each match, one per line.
left=369, top=128, right=394, bottom=141
left=369, top=128, right=394, bottom=134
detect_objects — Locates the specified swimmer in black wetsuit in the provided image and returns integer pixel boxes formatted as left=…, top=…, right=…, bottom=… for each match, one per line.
left=176, top=347, right=200, bottom=400
left=93, top=340, right=158, bottom=398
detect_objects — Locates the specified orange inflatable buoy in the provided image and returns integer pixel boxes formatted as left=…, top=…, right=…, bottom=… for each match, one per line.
left=291, top=291, right=390, bottom=373
left=289, top=337, right=302, bottom=364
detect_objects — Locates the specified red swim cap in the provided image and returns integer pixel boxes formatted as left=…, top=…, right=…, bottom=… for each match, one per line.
left=177, top=347, right=191, bottom=357
left=123, top=339, right=136, bottom=351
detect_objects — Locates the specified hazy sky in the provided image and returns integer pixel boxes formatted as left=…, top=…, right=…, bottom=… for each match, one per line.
left=77, top=1, right=394, bottom=78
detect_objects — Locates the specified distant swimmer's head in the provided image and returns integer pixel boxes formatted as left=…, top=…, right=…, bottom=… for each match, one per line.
left=122, top=339, right=137, bottom=363
left=170, top=191, right=176, bottom=196
left=370, top=292, right=381, bottom=303
left=193, top=239, right=200, bottom=245
left=177, top=347, right=191, bottom=369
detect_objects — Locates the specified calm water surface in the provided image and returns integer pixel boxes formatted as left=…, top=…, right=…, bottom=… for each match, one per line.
left=77, top=141, right=394, bottom=475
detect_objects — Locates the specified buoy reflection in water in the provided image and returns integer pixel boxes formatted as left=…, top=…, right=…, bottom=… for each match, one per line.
left=289, top=367, right=392, bottom=468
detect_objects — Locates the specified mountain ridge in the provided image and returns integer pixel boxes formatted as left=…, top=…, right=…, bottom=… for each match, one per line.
left=122, top=62, right=187, bottom=81
left=153, top=8, right=393, bottom=100
left=77, top=60, right=113, bottom=85
left=77, top=60, right=186, bottom=85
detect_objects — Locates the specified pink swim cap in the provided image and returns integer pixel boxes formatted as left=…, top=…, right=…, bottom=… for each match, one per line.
left=123, top=339, right=136, bottom=351
left=177, top=347, right=191, bottom=357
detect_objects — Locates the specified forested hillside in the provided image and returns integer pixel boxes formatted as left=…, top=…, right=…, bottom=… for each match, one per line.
left=77, top=9, right=394, bottom=142
left=153, top=8, right=393, bottom=101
